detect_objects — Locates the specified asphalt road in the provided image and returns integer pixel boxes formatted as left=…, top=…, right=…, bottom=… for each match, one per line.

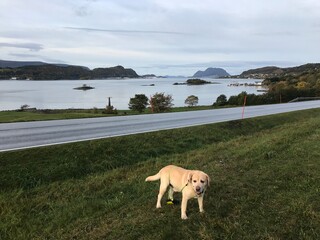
left=0, top=100, right=319, bottom=152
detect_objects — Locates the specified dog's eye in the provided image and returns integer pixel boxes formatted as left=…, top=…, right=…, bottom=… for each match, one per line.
left=200, top=180, right=205, bottom=183
left=193, top=180, right=197, bottom=183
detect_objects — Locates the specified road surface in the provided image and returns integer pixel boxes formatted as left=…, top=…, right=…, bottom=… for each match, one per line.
left=0, top=101, right=319, bottom=152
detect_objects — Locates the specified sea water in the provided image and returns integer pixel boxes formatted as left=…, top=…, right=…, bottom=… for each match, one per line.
left=0, top=77, right=266, bottom=110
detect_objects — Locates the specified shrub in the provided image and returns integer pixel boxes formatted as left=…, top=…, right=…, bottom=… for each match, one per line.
left=214, top=94, right=227, bottom=106
left=185, top=95, right=199, bottom=107
left=20, top=104, right=30, bottom=111
left=128, top=94, right=149, bottom=113
left=149, top=92, right=173, bottom=113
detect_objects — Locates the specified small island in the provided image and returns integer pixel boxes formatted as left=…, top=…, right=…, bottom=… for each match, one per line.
left=173, top=78, right=219, bottom=85
left=73, top=84, right=95, bottom=90
left=186, top=78, right=212, bottom=85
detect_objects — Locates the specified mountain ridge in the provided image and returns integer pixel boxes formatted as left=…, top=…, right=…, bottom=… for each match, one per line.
left=240, top=63, right=320, bottom=79
left=0, top=60, right=139, bottom=80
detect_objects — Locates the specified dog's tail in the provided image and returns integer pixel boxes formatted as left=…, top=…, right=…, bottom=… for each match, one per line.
left=145, top=172, right=161, bottom=182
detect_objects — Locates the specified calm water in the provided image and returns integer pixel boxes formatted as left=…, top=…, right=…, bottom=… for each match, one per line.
left=0, top=78, right=265, bottom=110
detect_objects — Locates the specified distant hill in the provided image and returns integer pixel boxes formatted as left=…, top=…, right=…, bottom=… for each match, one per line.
left=0, top=59, right=87, bottom=69
left=0, top=60, right=49, bottom=68
left=193, top=67, right=230, bottom=78
left=240, top=66, right=283, bottom=77
left=90, top=66, right=139, bottom=79
left=240, top=63, right=320, bottom=79
left=0, top=60, right=139, bottom=80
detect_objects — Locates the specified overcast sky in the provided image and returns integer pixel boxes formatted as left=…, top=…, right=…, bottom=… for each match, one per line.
left=1, top=0, right=320, bottom=75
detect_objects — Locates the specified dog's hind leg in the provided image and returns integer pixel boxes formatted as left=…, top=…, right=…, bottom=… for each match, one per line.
left=156, top=178, right=169, bottom=208
left=168, top=186, right=174, bottom=201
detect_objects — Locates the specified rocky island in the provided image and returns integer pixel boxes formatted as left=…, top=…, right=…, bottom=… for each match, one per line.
left=173, top=78, right=219, bottom=85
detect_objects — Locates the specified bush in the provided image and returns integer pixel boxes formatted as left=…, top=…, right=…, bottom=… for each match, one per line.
left=20, top=104, right=30, bottom=111
left=104, top=105, right=118, bottom=114
left=128, top=94, right=149, bottom=113
left=185, top=95, right=199, bottom=107
left=150, top=92, right=173, bottom=113
left=214, top=94, right=227, bottom=106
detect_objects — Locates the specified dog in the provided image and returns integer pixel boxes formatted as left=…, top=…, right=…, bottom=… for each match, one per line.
left=145, top=165, right=210, bottom=219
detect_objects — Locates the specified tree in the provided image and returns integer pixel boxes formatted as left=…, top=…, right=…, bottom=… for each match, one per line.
left=214, top=94, right=227, bottom=106
left=149, top=92, right=173, bottom=113
left=128, top=94, right=149, bottom=113
left=20, top=104, right=30, bottom=111
left=185, top=95, right=199, bottom=107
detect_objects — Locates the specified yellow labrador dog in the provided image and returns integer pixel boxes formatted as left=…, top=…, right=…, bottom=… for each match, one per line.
left=145, top=165, right=210, bottom=219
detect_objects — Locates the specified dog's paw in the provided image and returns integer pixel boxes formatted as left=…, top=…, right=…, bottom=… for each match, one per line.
left=181, top=215, right=188, bottom=220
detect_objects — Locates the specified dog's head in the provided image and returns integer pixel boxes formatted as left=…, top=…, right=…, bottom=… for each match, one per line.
left=188, top=171, right=210, bottom=195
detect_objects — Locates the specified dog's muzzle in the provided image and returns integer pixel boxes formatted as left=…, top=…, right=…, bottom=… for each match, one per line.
left=195, top=186, right=203, bottom=195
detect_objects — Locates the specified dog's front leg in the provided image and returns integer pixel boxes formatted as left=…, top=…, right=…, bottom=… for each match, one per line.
left=181, top=196, right=189, bottom=219
left=197, top=195, right=204, bottom=213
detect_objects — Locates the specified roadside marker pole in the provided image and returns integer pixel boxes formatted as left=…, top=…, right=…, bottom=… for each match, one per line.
left=242, top=95, right=247, bottom=119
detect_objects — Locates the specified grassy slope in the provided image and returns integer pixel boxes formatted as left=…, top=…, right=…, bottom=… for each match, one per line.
left=0, top=109, right=319, bottom=239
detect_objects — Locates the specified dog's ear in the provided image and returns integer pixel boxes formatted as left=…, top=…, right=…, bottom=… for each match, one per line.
left=187, top=172, right=193, bottom=183
left=205, top=174, right=210, bottom=187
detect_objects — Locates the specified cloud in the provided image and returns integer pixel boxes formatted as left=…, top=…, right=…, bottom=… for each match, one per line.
left=64, top=26, right=189, bottom=36
left=9, top=53, right=39, bottom=58
left=9, top=53, right=66, bottom=64
left=75, top=6, right=89, bottom=17
left=74, top=0, right=99, bottom=17
left=1, top=0, right=319, bottom=76
left=0, top=42, right=43, bottom=51
left=153, top=60, right=302, bottom=69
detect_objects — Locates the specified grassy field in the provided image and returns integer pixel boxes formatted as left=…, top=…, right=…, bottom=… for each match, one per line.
left=0, top=106, right=215, bottom=123
left=0, top=109, right=319, bottom=239
left=0, top=109, right=123, bottom=123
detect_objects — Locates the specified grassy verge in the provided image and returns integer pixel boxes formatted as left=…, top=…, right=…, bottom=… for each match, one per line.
left=0, top=109, right=122, bottom=123
left=0, top=106, right=215, bottom=123
left=0, top=109, right=319, bottom=239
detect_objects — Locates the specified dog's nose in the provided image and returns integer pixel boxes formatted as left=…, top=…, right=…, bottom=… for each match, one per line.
left=196, top=186, right=201, bottom=192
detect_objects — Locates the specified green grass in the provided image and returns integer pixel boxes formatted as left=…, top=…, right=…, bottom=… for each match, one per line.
left=0, top=109, right=119, bottom=123
left=0, top=106, right=215, bottom=123
left=0, top=109, right=319, bottom=239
